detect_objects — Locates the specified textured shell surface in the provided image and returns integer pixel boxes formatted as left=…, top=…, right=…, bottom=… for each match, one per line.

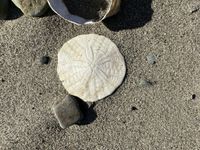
left=47, top=0, right=91, bottom=25
left=47, top=0, right=118, bottom=25
left=57, top=34, right=126, bottom=102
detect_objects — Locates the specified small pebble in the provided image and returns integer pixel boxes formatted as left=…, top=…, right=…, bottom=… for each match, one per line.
left=40, top=56, right=50, bottom=64
left=131, top=106, right=138, bottom=111
left=139, top=79, right=152, bottom=87
left=147, top=53, right=157, bottom=64
left=0, top=0, right=9, bottom=20
left=192, top=94, right=196, bottom=100
left=53, top=95, right=83, bottom=129
left=41, top=139, right=45, bottom=143
left=188, top=1, right=200, bottom=14
left=191, top=6, right=200, bottom=13
left=11, top=0, right=49, bottom=17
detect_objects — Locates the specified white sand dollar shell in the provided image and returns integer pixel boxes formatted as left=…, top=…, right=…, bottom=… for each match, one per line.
left=57, top=34, right=126, bottom=102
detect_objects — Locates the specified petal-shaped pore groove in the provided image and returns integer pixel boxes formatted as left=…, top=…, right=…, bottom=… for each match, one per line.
left=57, top=34, right=126, bottom=102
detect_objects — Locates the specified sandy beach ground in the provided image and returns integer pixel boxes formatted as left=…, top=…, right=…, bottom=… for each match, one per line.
left=0, top=0, right=200, bottom=149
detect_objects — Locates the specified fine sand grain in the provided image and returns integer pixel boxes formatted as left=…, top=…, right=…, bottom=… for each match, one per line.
left=0, top=0, right=200, bottom=149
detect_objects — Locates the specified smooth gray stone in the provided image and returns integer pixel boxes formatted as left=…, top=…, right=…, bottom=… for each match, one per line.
left=11, top=0, right=49, bottom=17
left=0, top=0, right=9, bottom=20
left=53, top=95, right=83, bottom=129
left=147, top=53, right=157, bottom=65
left=139, top=79, right=152, bottom=87
left=188, top=0, right=200, bottom=13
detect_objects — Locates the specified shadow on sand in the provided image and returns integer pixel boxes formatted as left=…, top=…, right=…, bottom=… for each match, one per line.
left=75, top=97, right=97, bottom=126
left=7, top=2, right=23, bottom=20
left=103, top=0, right=153, bottom=31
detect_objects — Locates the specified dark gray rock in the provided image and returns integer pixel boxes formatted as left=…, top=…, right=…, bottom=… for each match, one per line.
left=53, top=95, right=83, bottom=129
left=192, top=94, right=196, bottom=100
left=0, top=0, right=9, bottom=20
left=40, top=56, right=50, bottom=65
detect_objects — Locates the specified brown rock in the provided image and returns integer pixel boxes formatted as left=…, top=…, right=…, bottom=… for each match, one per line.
left=11, top=0, right=49, bottom=16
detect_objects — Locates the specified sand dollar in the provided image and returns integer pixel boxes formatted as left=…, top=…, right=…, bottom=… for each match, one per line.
left=57, top=34, right=126, bottom=102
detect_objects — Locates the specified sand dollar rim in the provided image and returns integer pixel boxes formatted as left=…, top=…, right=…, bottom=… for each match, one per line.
left=57, top=34, right=126, bottom=102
